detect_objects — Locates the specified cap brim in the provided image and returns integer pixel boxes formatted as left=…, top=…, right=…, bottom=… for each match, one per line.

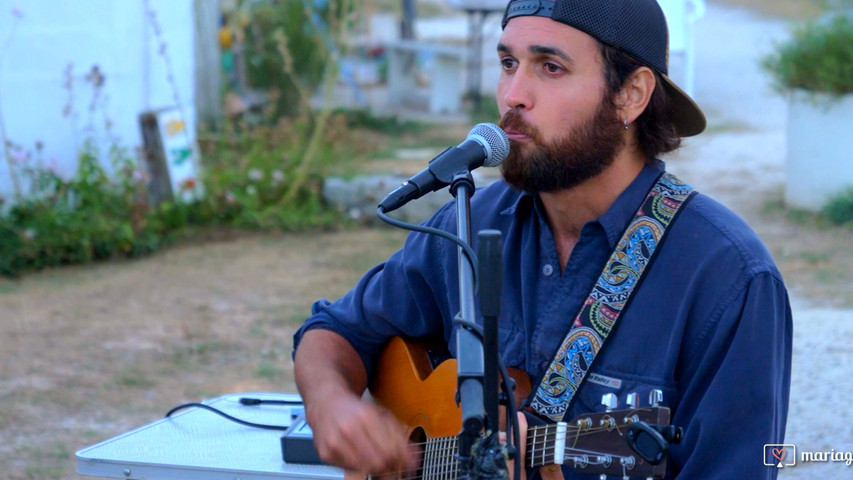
left=661, top=74, right=706, bottom=137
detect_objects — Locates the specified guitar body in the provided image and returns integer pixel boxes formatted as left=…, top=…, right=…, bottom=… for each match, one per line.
left=369, top=336, right=461, bottom=439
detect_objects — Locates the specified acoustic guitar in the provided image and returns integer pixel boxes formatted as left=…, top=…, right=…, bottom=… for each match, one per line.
left=366, top=337, right=672, bottom=479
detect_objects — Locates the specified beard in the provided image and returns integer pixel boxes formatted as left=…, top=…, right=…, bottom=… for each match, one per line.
left=498, top=94, right=625, bottom=194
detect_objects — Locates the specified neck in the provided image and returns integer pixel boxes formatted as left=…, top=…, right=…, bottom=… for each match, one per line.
left=540, top=151, right=646, bottom=270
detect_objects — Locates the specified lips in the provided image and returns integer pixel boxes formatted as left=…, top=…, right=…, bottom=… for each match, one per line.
left=502, top=127, right=531, bottom=142
left=500, top=109, right=535, bottom=142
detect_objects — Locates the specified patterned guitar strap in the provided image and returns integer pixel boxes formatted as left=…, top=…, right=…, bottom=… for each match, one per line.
left=529, top=172, right=696, bottom=421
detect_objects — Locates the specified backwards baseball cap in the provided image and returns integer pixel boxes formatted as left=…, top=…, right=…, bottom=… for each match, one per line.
left=502, top=0, right=706, bottom=137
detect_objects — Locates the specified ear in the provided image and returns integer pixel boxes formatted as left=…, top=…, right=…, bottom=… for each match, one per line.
left=614, top=66, right=655, bottom=125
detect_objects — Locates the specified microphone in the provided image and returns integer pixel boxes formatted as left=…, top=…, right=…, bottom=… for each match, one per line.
left=378, top=123, right=510, bottom=213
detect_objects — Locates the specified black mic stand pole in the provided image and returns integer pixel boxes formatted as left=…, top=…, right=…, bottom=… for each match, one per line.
left=478, top=229, right=503, bottom=434
left=450, top=173, right=508, bottom=480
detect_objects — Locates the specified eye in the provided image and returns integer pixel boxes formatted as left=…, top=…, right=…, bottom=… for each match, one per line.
left=543, top=61, right=564, bottom=74
left=500, top=57, right=518, bottom=71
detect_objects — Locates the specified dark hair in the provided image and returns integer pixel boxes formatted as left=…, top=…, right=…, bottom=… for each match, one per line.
left=599, top=43, right=681, bottom=160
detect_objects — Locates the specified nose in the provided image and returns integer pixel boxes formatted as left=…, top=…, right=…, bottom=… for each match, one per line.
left=500, top=70, right=531, bottom=111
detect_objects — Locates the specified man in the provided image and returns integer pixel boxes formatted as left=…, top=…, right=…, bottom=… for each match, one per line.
left=293, top=0, right=792, bottom=478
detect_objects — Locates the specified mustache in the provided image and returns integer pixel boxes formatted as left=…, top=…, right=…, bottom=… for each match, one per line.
left=499, top=109, right=539, bottom=141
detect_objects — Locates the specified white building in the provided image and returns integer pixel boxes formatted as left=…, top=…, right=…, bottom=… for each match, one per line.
left=0, top=0, right=218, bottom=203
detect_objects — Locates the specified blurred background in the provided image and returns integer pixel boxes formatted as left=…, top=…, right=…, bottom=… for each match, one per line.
left=0, top=0, right=851, bottom=478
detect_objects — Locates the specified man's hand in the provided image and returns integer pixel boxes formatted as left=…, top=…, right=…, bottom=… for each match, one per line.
left=295, top=329, right=416, bottom=477
left=306, top=392, right=415, bottom=476
left=510, top=412, right=565, bottom=480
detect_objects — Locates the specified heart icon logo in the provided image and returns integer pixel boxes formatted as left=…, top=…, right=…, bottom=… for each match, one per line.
left=772, top=447, right=787, bottom=462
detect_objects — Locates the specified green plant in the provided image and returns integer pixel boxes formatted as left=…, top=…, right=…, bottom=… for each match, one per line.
left=239, top=0, right=353, bottom=118
left=196, top=113, right=351, bottom=230
left=332, top=107, right=420, bottom=135
left=823, top=187, right=853, bottom=225
left=0, top=140, right=170, bottom=277
left=762, top=14, right=853, bottom=94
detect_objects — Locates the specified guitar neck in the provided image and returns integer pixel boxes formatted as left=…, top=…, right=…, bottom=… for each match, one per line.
left=419, top=416, right=665, bottom=479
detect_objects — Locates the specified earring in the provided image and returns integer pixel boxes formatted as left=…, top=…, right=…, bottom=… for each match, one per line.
left=623, top=119, right=630, bottom=130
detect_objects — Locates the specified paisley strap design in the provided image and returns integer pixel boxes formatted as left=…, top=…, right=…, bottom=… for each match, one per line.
left=529, top=172, right=696, bottom=421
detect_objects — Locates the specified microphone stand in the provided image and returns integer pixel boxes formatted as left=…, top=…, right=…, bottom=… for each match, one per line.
left=450, top=172, right=508, bottom=480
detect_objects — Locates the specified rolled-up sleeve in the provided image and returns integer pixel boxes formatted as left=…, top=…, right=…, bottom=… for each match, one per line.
left=292, top=203, right=457, bottom=377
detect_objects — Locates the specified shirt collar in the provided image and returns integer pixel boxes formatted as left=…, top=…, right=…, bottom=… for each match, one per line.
left=500, top=189, right=534, bottom=216
left=499, top=160, right=666, bottom=249
left=598, top=160, right=665, bottom=248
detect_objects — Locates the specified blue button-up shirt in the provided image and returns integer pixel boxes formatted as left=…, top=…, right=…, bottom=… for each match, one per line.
left=294, top=161, right=792, bottom=479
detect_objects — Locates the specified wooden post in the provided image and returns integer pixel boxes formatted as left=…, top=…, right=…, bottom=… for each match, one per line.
left=139, top=111, right=173, bottom=207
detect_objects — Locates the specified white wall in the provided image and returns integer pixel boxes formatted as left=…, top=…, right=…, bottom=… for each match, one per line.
left=0, top=0, right=196, bottom=201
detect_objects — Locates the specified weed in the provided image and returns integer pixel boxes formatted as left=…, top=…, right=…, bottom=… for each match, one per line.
left=116, top=367, right=158, bottom=389
left=822, top=187, right=853, bottom=225
left=22, top=442, right=69, bottom=480
left=255, top=361, right=284, bottom=380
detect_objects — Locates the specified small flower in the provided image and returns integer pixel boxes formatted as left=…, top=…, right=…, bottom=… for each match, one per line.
left=84, top=65, right=104, bottom=88
left=272, top=169, right=284, bottom=183
left=22, top=228, right=36, bottom=240
left=225, top=191, right=236, bottom=204
left=248, top=168, right=263, bottom=181
left=133, top=168, right=149, bottom=183
left=9, top=149, right=28, bottom=164
left=348, top=208, right=363, bottom=220
left=179, top=177, right=196, bottom=192
left=246, top=185, right=257, bottom=196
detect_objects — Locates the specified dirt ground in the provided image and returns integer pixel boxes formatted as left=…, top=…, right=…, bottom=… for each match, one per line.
left=2, top=1, right=852, bottom=479
left=0, top=227, right=411, bottom=479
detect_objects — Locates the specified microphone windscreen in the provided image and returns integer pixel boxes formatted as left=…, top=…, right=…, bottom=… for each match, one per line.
left=468, top=123, right=510, bottom=167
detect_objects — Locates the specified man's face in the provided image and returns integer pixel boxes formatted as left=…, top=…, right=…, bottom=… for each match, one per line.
left=496, top=16, right=625, bottom=193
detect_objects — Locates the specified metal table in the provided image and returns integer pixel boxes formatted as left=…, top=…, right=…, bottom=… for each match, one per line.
left=76, top=392, right=344, bottom=480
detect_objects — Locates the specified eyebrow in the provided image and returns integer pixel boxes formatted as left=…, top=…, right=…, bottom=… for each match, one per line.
left=497, top=43, right=576, bottom=66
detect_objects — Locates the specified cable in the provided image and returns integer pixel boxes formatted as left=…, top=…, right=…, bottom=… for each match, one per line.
left=499, top=358, right=521, bottom=480
left=238, top=397, right=303, bottom=407
left=377, top=207, right=479, bottom=290
left=165, top=402, right=290, bottom=431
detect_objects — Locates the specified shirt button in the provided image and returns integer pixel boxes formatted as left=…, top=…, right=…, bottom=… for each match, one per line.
left=542, top=264, right=554, bottom=276
left=540, top=361, right=550, bottom=371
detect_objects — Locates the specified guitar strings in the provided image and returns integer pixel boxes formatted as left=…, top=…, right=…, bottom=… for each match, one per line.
left=367, top=412, right=654, bottom=479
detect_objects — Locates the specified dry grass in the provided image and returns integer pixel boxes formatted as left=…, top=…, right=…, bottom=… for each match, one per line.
left=0, top=228, right=407, bottom=479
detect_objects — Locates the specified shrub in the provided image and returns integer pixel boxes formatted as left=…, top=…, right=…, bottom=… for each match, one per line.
left=0, top=141, right=165, bottom=276
left=823, top=187, right=853, bottom=225
left=761, top=14, right=853, bottom=94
